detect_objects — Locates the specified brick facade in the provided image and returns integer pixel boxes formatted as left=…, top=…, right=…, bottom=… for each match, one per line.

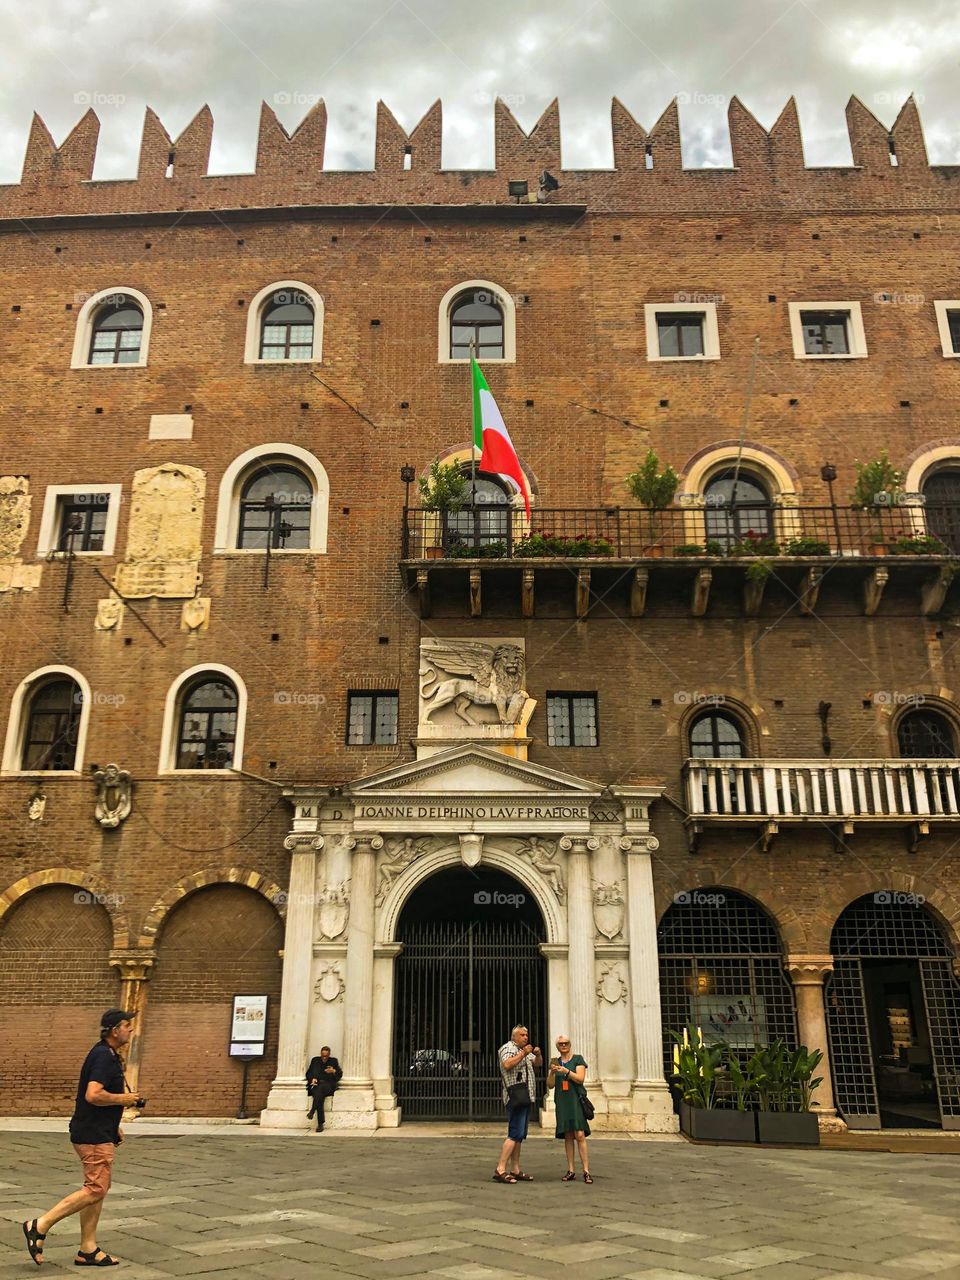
left=1, top=95, right=959, bottom=1120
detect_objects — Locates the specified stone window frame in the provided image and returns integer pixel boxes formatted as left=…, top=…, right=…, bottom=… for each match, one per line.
left=35, top=484, right=123, bottom=558
left=70, top=286, right=153, bottom=370
left=213, top=443, right=329, bottom=554
left=933, top=301, right=960, bottom=358
left=345, top=689, right=400, bottom=746
left=438, top=279, right=516, bottom=364
left=644, top=302, right=721, bottom=362
left=787, top=301, right=868, bottom=360
left=243, top=281, right=324, bottom=365
left=1, top=664, right=92, bottom=776
left=158, top=663, right=247, bottom=776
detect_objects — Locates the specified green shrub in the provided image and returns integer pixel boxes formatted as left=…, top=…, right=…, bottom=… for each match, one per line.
left=891, top=534, right=947, bottom=555
left=784, top=537, right=831, bottom=556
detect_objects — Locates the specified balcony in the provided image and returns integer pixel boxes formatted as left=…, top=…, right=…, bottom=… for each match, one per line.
left=400, top=504, right=959, bottom=618
left=683, top=758, right=960, bottom=853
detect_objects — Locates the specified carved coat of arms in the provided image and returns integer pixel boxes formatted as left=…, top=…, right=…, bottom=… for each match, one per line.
left=593, top=882, right=625, bottom=940
left=420, top=639, right=529, bottom=726
left=317, top=883, right=349, bottom=940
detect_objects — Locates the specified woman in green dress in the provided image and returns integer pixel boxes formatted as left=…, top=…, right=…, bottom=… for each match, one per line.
left=546, top=1034, right=592, bottom=1182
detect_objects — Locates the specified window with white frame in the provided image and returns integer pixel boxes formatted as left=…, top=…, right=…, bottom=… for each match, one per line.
left=36, top=485, right=122, bottom=557
left=71, top=287, right=153, bottom=369
left=159, top=665, right=246, bottom=773
left=1, top=665, right=92, bottom=776
left=788, top=302, right=867, bottom=359
left=934, top=301, right=960, bottom=357
left=214, top=445, right=329, bottom=554
left=644, top=303, right=720, bottom=361
left=244, top=282, right=323, bottom=364
left=438, top=280, right=516, bottom=363
left=546, top=692, right=598, bottom=747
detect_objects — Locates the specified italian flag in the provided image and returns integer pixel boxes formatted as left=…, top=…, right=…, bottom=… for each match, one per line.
left=471, top=357, right=530, bottom=517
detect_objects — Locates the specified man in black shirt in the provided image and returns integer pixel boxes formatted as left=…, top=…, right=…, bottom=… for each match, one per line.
left=22, top=1009, right=141, bottom=1268
left=305, top=1046, right=342, bottom=1132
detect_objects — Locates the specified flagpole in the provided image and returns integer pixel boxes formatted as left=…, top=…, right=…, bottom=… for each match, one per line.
left=469, top=338, right=477, bottom=509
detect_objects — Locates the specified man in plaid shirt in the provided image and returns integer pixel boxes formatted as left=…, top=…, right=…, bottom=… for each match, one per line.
left=492, top=1024, right=542, bottom=1183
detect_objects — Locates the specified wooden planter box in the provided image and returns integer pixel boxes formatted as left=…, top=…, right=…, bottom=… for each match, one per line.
left=679, top=1101, right=756, bottom=1144
left=755, top=1110, right=820, bottom=1146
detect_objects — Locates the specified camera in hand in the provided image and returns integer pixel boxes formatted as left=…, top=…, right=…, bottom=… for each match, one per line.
left=135, top=1097, right=147, bottom=1109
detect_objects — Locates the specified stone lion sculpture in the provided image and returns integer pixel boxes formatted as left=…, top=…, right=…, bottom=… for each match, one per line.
left=420, top=640, right=527, bottom=726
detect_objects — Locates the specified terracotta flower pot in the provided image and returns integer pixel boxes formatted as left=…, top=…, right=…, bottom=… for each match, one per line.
left=426, top=546, right=445, bottom=560
left=643, top=544, right=665, bottom=559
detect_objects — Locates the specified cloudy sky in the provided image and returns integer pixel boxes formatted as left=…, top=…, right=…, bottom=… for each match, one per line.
left=1, top=0, right=958, bottom=183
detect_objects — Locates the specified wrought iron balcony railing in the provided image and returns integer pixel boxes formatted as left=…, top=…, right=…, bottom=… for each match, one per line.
left=402, top=503, right=960, bottom=561
left=683, top=757, right=960, bottom=853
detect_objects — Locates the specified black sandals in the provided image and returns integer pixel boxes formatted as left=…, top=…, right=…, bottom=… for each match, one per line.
left=561, top=1169, right=576, bottom=1182
left=583, top=1172, right=594, bottom=1183
left=22, top=1220, right=46, bottom=1266
left=492, top=1169, right=517, bottom=1183
left=75, top=1248, right=119, bottom=1266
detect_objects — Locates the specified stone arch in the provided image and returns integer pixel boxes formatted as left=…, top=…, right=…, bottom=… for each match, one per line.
left=137, top=865, right=286, bottom=948
left=378, top=840, right=565, bottom=946
left=0, top=867, right=130, bottom=949
left=806, top=875, right=960, bottom=957
left=680, top=440, right=800, bottom=500
left=243, top=280, right=324, bottom=364
left=158, top=662, right=248, bottom=774
left=437, top=278, right=517, bottom=364
left=70, top=285, right=153, bottom=369
left=213, top=442, right=330, bottom=553
left=655, top=878, right=807, bottom=954
left=2, top=664, right=93, bottom=775
left=431, top=442, right=539, bottom=510
left=676, top=690, right=768, bottom=754
left=902, top=443, right=960, bottom=536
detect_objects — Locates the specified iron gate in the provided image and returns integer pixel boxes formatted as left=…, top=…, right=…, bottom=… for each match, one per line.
left=826, top=896, right=960, bottom=1129
left=392, top=918, right=546, bottom=1120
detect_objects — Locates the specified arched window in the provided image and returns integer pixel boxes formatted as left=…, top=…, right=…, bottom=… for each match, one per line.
left=445, top=470, right=513, bottom=550
left=244, top=282, right=323, bottom=364
left=237, top=465, right=312, bottom=549
left=259, top=296, right=315, bottom=361
left=921, top=468, right=960, bottom=554
left=704, top=469, right=772, bottom=550
left=897, top=709, right=956, bottom=758
left=689, top=711, right=745, bottom=759
left=176, top=676, right=239, bottom=770
left=89, top=298, right=144, bottom=365
left=449, top=290, right=504, bottom=360
left=21, top=678, right=82, bottom=770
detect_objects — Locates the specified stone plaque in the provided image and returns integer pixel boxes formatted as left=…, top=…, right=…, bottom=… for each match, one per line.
left=114, top=560, right=202, bottom=600
left=0, top=476, right=30, bottom=558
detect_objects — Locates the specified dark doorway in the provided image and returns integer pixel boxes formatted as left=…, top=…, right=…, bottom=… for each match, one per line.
left=862, top=959, right=940, bottom=1128
left=392, top=865, right=546, bottom=1120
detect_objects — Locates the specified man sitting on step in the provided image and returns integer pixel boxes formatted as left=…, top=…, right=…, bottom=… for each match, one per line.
left=305, top=1047, right=342, bottom=1132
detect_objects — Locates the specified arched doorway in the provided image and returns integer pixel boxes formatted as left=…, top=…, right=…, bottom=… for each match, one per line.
left=657, top=889, right=798, bottom=1078
left=921, top=467, right=960, bottom=553
left=392, top=864, right=546, bottom=1120
left=0, top=885, right=118, bottom=1114
left=141, top=884, right=283, bottom=1116
left=825, top=894, right=960, bottom=1130
left=445, top=470, right=514, bottom=552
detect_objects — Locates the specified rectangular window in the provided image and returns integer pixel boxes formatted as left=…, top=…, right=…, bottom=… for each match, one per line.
left=347, top=691, right=399, bottom=745
left=546, top=692, right=598, bottom=748
left=657, top=312, right=705, bottom=358
left=56, top=494, right=110, bottom=552
left=948, top=310, right=960, bottom=354
left=800, top=309, right=850, bottom=355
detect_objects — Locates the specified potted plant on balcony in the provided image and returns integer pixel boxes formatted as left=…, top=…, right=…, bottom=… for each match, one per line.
left=850, top=451, right=904, bottom=556
left=674, top=540, right=723, bottom=557
left=418, top=461, right=467, bottom=558
left=626, top=450, right=679, bottom=558
left=751, top=1041, right=822, bottom=1146
left=784, top=536, right=831, bottom=556
left=891, top=533, right=948, bottom=556
left=671, top=1028, right=756, bottom=1143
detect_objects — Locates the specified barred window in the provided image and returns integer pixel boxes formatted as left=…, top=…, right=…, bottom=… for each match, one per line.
left=546, top=693, right=598, bottom=747
left=689, top=711, right=745, bottom=759
left=22, top=678, right=82, bottom=770
left=347, top=692, right=398, bottom=745
left=55, top=494, right=110, bottom=552
left=176, top=678, right=238, bottom=769
left=237, top=466, right=312, bottom=549
left=897, top=709, right=956, bottom=758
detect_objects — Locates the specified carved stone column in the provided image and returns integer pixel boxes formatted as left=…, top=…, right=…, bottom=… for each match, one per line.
left=539, top=943, right=570, bottom=1122
left=334, top=834, right=382, bottom=1129
left=620, top=836, right=677, bottom=1132
left=785, top=953, right=846, bottom=1132
left=261, top=833, right=323, bottom=1128
left=560, top=836, right=600, bottom=1094
left=108, top=950, right=155, bottom=1103
left=370, top=942, right=403, bottom=1126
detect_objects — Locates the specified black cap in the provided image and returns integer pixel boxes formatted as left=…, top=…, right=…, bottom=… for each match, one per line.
left=100, top=1008, right=135, bottom=1030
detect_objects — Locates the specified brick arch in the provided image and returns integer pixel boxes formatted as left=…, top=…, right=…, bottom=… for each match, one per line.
left=0, top=867, right=130, bottom=950
left=656, top=875, right=808, bottom=954
left=804, top=875, right=960, bottom=956
left=676, top=691, right=768, bottom=755
left=137, top=866, right=285, bottom=948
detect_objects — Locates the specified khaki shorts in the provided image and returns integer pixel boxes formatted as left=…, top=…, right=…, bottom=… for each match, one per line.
left=72, top=1142, right=115, bottom=1198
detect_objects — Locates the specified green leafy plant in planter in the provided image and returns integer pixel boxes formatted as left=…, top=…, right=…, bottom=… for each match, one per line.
left=670, top=1029, right=757, bottom=1143
left=891, top=533, right=948, bottom=555
left=850, top=451, right=904, bottom=553
left=745, top=557, right=773, bottom=585
left=727, top=530, right=781, bottom=557
left=784, top=537, right=831, bottom=556
left=514, top=533, right=614, bottom=558
left=418, top=461, right=468, bottom=558
left=748, top=1040, right=822, bottom=1144
left=626, top=449, right=679, bottom=556
left=674, top=540, right=724, bottom=557
left=448, top=540, right=507, bottom=559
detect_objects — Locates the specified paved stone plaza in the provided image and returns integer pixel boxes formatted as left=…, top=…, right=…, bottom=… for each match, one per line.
left=2, top=1129, right=960, bottom=1279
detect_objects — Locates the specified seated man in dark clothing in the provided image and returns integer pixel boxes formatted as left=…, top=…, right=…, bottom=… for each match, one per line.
left=305, top=1046, right=342, bottom=1132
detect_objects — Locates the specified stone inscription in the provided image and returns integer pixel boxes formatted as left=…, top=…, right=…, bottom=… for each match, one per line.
left=357, top=802, right=590, bottom=822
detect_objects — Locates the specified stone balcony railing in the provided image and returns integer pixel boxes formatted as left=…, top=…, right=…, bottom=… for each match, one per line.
left=683, top=757, right=960, bottom=853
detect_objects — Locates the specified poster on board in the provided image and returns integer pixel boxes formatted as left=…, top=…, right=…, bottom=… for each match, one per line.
left=229, top=994, right=268, bottom=1058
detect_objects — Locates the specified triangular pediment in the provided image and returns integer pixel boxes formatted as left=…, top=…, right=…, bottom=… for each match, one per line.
left=346, top=744, right=603, bottom=798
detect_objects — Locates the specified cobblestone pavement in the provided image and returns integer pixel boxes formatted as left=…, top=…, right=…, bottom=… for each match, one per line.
left=2, top=1128, right=960, bottom=1280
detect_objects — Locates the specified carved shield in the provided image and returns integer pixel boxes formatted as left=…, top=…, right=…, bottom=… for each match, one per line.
left=594, top=901, right=623, bottom=941
left=319, top=899, right=348, bottom=940
left=597, top=968, right=626, bottom=1004
left=317, top=967, right=343, bottom=1003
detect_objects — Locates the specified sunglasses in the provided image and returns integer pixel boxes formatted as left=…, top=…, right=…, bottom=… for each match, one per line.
left=557, top=1041, right=571, bottom=1046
